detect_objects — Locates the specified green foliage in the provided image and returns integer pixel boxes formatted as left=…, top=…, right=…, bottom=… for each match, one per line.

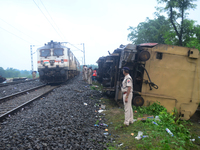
left=90, top=85, right=98, bottom=90
left=164, top=19, right=200, bottom=49
left=104, top=98, right=200, bottom=150
left=133, top=101, right=166, bottom=116
left=128, top=0, right=200, bottom=49
left=95, top=119, right=99, bottom=125
left=107, top=146, right=117, bottom=150
left=186, top=39, right=200, bottom=50
left=132, top=102, right=195, bottom=149
left=127, top=15, right=171, bottom=44
left=0, top=67, right=32, bottom=78
left=156, top=0, right=197, bottom=46
left=185, top=24, right=200, bottom=50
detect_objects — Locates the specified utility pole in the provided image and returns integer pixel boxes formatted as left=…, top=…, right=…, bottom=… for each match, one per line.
left=83, top=43, right=85, bottom=65
left=30, top=45, right=35, bottom=73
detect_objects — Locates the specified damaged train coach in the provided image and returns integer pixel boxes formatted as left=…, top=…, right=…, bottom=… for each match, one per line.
left=96, top=43, right=200, bottom=120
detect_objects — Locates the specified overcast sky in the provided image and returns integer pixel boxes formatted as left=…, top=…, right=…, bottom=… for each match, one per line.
left=0, top=0, right=200, bottom=71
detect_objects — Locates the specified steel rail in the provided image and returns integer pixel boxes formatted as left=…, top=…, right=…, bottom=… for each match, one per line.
left=0, top=84, right=46, bottom=104
left=0, top=85, right=59, bottom=122
left=0, top=79, right=38, bottom=87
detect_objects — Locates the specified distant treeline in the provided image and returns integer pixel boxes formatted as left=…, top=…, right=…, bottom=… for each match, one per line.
left=0, top=67, right=32, bottom=78
left=0, top=65, right=98, bottom=78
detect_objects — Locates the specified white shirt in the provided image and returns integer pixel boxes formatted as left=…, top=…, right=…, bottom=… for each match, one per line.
left=121, top=74, right=133, bottom=93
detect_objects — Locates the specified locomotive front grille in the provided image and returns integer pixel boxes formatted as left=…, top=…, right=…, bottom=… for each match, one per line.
left=50, top=60, right=55, bottom=66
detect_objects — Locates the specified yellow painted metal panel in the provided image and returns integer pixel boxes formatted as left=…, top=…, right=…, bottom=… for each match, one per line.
left=141, top=44, right=200, bottom=119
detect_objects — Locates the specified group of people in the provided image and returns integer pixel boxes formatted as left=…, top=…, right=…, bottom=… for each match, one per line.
left=82, top=65, right=97, bottom=85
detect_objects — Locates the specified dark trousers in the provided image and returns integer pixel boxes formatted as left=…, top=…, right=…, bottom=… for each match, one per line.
left=92, top=76, right=96, bottom=81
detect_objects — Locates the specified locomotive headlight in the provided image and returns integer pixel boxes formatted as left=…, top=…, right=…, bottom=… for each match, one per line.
left=61, top=59, right=64, bottom=63
left=41, top=60, right=43, bottom=64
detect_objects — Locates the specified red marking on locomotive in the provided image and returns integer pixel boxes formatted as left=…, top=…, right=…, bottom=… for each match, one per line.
left=37, top=59, right=68, bottom=63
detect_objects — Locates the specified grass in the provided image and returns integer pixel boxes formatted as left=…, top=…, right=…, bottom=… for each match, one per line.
left=98, top=98, right=200, bottom=150
left=89, top=81, right=200, bottom=149
left=90, top=80, right=104, bottom=91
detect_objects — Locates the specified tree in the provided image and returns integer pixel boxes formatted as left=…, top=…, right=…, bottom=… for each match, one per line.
left=20, top=70, right=31, bottom=77
left=156, top=0, right=197, bottom=46
left=0, top=67, right=32, bottom=78
left=127, top=15, right=171, bottom=44
left=163, top=19, right=200, bottom=48
left=185, top=24, right=200, bottom=50
left=0, top=67, right=5, bottom=77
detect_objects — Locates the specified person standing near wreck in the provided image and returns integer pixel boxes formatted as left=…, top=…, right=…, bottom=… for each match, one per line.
left=84, top=65, right=88, bottom=82
left=82, top=65, right=86, bottom=81
left=32, top=71, right=36, bottom=79
left=88, top=67, right=93, bottom=85
left=121, top=67, right=134, bottom=126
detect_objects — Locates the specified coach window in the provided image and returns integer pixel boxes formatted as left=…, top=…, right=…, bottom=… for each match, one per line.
left=156, top=52, right=163, bottom=60
left=53, top=48, right=64, bottom=56
left=40, top=49, right=51, bottom=57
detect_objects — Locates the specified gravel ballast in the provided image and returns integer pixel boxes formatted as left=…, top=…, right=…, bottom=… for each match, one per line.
left=0, top=76, right=109, bottom=149
left=0, top=80, right=44, bottom=98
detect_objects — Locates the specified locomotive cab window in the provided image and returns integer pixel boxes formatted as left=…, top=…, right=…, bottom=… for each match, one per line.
left=40, top=49, right=51, bottom=57
left=53, top=48, right=64, bottom=57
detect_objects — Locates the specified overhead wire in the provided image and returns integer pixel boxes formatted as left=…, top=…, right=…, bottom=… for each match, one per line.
left=0, top=26, right=31, bottom=44
left=33, top=0, right=64, bottom=41
left=39, top=0, right=66, bottom=40
left=33, top=0, right=84, bottom=56
left=0, top=18, right=41, bottom=44
left=68, top=43, right=84, bottom=52
left=38, top=0, right=83, bottom=52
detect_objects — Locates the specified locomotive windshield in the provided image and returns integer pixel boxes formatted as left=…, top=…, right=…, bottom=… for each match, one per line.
left=53, top=48, right=64, bottom=56
left=40, top=49, right=51, bottom=57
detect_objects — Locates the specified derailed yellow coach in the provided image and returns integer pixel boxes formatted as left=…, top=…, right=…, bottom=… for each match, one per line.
left=97, top=43, right=200, bottom=120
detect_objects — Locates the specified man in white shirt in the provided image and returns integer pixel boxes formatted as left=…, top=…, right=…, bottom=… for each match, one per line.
left=121, top=67, right=134, bottom=126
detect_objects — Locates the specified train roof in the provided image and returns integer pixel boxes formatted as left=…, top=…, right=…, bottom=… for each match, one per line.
left=38, top=40, right=67, bottom=49
left=138, top=43, right=158, bottom=47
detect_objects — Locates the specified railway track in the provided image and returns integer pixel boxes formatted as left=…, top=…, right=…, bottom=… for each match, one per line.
left=0, top=79, right=38, bottom=87
left=0, top=84, right=59, bottom=122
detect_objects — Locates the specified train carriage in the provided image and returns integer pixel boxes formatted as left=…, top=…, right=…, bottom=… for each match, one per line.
left=97, top=43, right=200, bottom=120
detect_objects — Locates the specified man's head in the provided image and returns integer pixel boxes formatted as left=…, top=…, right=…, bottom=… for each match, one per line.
left=123, top=67, right=130, bottom=76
